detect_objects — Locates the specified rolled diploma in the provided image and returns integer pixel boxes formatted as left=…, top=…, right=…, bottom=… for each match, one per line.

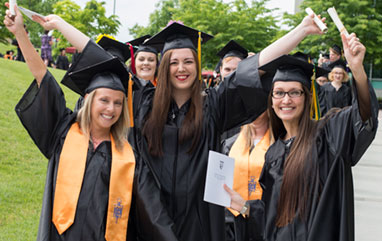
left=305, top=7, right=328, bottom=33
left=10, top=0, right=16, bottom=15
left=327, top=7, right=349, bottom=36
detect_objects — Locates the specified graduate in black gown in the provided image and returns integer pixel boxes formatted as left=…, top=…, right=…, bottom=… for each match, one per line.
left=29, top=10, right=327, bottom=240
left=318, top=59, right=352, bottom=116
left=250, top=33, right=377, bottom=241
left=127, top=34, right=160, bottom=88
left=4, top=5, right=178, bottom=241
left=217, top=40, right=250, bottom=142
left=132, top=15, right=326, bottom=241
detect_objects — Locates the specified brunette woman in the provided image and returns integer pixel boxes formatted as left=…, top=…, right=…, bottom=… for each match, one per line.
left=228, top=33, right=378, bottom=241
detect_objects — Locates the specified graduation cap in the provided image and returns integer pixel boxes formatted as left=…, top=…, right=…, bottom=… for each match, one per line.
left=259, top=54, right=315, bottom=89
left=144, top=22, right=213, bottom=54
left=217, top=40, right=248, bottom=60
left=328, top=58, right=347, bottom=70
left=96, top=35, right=135, bottom=63
left=127, top=35, right=159, bottom=55
left=330, top=44, right=342, bottom=55
left=65, top=57, right=129, bottom=97
left=144, top=22, right=213, bottom=81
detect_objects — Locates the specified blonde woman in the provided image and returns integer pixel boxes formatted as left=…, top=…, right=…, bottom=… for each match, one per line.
left=4, top=4, right=178, bottom=241
left=318, top=59, right=352, bottom=116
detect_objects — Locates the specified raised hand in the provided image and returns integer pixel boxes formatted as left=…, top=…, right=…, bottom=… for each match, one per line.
left=341, top=33, right=366, bottom=71
left=3, top=2, right=25, bottom=36
left=32, top=14, right=64, bottom=31
left=300, top=13, right=327, bottom=36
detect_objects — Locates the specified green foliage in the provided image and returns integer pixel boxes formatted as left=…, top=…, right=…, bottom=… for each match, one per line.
left=129, top=0, right=278, bottom=69
left=0, top=0, right=60, bottom=45
left=283, top=0, right=382, bottom=71
left=0, top=0, right=120, bottom=60
left=0, top=58, right=79, bottom=240
left=51, top=0, right=120, bottom=58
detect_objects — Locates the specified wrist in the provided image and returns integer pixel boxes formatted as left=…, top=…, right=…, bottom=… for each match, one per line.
left=240, top=201, right=250, bottom=217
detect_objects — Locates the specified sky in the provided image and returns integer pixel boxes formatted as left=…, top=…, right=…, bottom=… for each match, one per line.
left=73, top=0, right=295, bottom=42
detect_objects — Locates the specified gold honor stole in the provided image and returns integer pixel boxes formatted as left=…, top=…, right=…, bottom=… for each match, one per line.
left=228, top=129, right=270, bottom=216
left=52, top=122, right=135, bottom=241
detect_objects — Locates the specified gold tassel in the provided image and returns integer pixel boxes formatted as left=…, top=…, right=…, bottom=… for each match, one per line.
left=198, top=31, right=202, bottom=82
left=95, top=34, right=116, bottom=43
left=128, top=74, right=134, bottom=127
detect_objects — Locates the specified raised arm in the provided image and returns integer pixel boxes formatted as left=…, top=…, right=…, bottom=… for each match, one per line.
left=4, top=3, right=46, bottom=85
left=259, top=13, right=326, bottom=66
left=32, top=14, right=89, bottom=52
left=341, top=33, right=370, bottom=121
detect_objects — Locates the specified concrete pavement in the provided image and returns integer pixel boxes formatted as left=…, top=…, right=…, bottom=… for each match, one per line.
left=354, top=110, right=382, bottom=241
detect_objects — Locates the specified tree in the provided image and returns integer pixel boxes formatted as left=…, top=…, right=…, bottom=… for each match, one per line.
left=0, top=0, right=60, bottom=45
left=129, top=0, right=278, bottom=69
left=0, top=0, right=120, bottom=60
left=282, top=0, right=382, bottom=76
left=52, top=0, right=120, bottom=56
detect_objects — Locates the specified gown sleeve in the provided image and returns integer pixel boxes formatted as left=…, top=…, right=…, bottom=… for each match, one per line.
left=208, top=54, right=271, bottom=133
left=15, top=71, right=73, bottom=159
left=322, top=78, right=379, bottom=166
left=131, top=151, right=179, bottom=241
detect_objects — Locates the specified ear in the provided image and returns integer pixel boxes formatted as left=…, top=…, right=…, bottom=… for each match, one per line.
left=84, top=93, right=88, bottom=100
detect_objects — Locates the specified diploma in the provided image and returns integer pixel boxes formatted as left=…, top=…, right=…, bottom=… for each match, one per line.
left=327, top=7, right=349, bottom=36
left=305, top=7, right=327, bottom=33
left=203, top=151, right=235, bottom=207
left=9, top=0, right=16, bottom=15
left=18, top=6, right=45, bottom=21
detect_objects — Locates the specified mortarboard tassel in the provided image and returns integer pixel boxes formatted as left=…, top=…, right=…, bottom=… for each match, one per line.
left=128, top=73, right=134, bottom=127
left=127, top=43, right=136, bottom=75
left=198, top=31, right=202, bottom=82
left=310, top=68, right=321, bottom=120
left=95, top=34, right=116, bottom=43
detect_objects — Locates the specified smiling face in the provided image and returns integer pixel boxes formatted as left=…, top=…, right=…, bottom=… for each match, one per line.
left=135, top=51, right=157, bottom=81
left=90, top=88, right=124, bottom=133
left=169, top=48, right=197, bottom=94
left=331, top=67, right=345, bottom=83
left=271, top=81, right=305, bottom=127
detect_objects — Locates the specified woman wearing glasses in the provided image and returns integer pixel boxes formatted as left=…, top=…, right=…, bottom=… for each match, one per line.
left=226, top=33, right=378, bottom=241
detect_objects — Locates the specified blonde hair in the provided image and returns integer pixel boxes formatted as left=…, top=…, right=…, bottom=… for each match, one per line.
left=76, top=89, right=130, bottom=151
left=328, top=67, right=349, bottom=83
left=240, top=113, right=271, bottom=152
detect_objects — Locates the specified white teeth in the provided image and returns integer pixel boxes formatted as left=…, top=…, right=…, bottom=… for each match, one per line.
left=281, top=107, right=293, bottom=111
left=177, top=75, right=187, bottom=80
left=101, top=114, right=113, bottom=119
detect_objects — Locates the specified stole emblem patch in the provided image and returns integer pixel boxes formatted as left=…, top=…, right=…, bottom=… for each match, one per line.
left=248, top=176, right=257, bottom=196
left=113, top=198, right=123, bottom=224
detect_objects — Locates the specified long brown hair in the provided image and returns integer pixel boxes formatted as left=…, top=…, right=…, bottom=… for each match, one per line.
left=267, top=83, right=318, bottom=227
left=142, top=49, right=203, bottom=157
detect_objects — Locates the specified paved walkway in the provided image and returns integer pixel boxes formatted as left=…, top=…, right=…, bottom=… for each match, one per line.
left=353, top=110, right=382, bottom=241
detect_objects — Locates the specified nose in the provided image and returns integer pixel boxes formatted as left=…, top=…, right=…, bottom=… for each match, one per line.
left=178, top=62, right=185, bottom=72
left=281, top=94, right=292, bottom=103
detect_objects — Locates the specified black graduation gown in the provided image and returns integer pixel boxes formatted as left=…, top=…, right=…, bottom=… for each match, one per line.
left=318, top=82, right=352, bottom=116
left=259, top=79, right=379, bottom=241
left=56, top=55, right=70, bottom=70
left=133, top=54, right=269, bottom=241
left=15, top=71, right=179, bottom=241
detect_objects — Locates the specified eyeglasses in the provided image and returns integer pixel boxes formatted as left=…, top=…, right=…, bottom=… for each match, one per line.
left=272, top=90, right=304, bottom=99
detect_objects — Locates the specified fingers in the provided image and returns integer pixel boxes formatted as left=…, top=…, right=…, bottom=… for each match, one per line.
left=223, top=184, right=234, bottom=195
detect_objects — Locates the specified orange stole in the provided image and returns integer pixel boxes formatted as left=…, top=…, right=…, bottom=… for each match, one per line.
left=228, top=129, right=270, bottom=216
left=52, top=122, right=135, bottom=241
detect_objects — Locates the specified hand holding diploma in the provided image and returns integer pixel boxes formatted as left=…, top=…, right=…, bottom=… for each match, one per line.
left=305, top=7, right=327, bottom=33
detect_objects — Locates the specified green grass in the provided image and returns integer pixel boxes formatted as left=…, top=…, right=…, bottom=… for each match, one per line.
left=0, top=58, right=79, bottom=240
